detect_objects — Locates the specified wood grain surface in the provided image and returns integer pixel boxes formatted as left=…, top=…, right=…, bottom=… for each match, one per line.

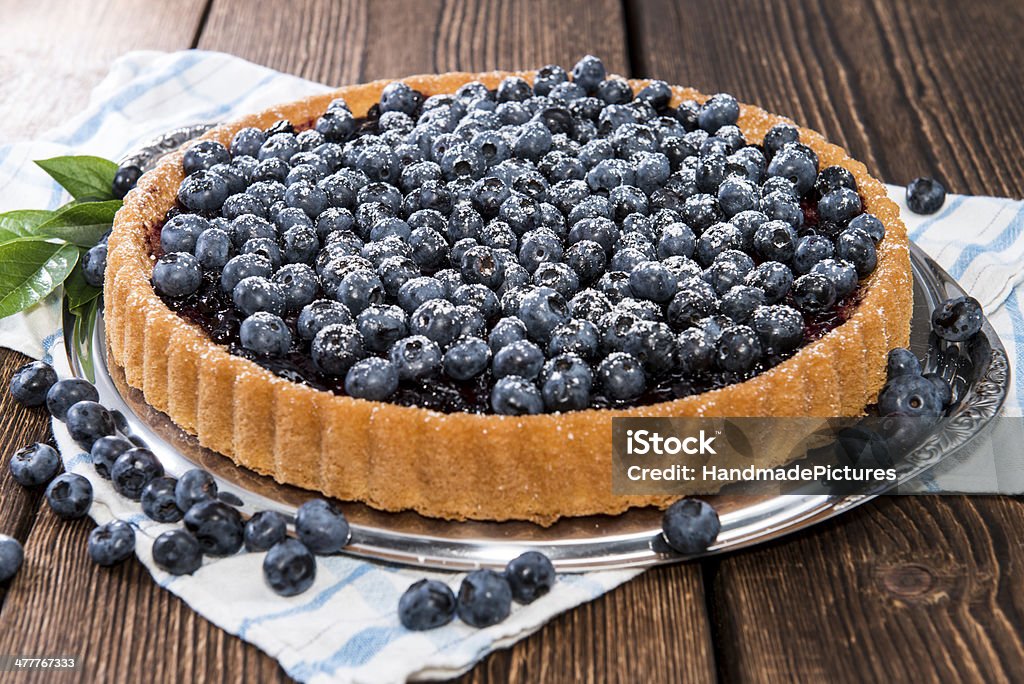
left=0, top=0, right=1022, bottom=681
left=0, top=0, right=209, bottom=143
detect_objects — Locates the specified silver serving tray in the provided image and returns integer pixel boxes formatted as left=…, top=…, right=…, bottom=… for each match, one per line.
left=65, top=245, right=1009, bottom=572
left=61, top=126, right=1009, bottom=572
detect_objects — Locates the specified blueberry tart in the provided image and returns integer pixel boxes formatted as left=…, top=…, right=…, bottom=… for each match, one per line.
left=106, top=58, right=911, bottom=524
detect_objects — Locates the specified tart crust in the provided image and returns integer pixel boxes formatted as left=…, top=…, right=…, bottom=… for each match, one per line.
left=105, top=71, right=912, bottom=525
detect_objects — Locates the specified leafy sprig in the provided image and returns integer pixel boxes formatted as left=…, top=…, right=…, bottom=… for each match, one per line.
left=0, top=155, right=122, bottom=320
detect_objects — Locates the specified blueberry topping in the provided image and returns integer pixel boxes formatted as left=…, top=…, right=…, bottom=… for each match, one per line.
left=154, top=63, right=878, bottom=414
left=792, top=273, right=837, bottom=314
left=88, top=520, right=135, bottom=566
left=661, top=498, right=721, bottom=554
left=491, top=375, right=544, bottom=415
left=598, top=352, right=646, bottom=401
left=345, top=357, right=399, bottom=400
left=153, top=252, right=202, bottom=298
left=240, top=312, right=292, bottom=357
left=443, top=336, right=491, bottom=381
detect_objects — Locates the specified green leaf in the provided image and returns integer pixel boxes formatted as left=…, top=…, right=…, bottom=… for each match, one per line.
left=65, top=259, right=102, bottom=314
left=0, top=240, right=79, bottom=318
left=35, top=155, right=118, bottom=201
left=35, top=200, right=121, bottom=248
left=0, top=209, right=54, bottom=244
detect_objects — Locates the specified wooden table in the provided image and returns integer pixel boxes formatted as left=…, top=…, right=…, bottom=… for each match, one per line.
left=1, top=0, right=1022, bottom=681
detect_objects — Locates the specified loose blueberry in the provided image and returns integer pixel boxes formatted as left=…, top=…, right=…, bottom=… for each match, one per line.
left=184, top=500, right=245, bottom=556
left=88, top=520, right=135, bottom=566
left=931, top=296, right=983, bottom=342
left=504, top=551, right=556, bottom=604
left=661, top=498, right=721, bottom=554
left=112, top=165, right=142, bottom=199
left=152, top=529, right=203, bottom=575
left=9, top=361, right=58, bottom=407
left=46, top=378, right=99, bottom=421
left=295, top=499, right=351, bottom=554
left=399, top=579, right=458, bottom=630
left=244, top=510, right=288, bottom=552
left=877, top=374, right=943, bottom=419
left=65, top=400, right=115, bottom=448
left=141, top=476, right=184, bottom=523
left=9, top=443, right=61, bottom=487
left=0, top=534, right=24, bottom=582
left=175, top=469, right=218, bottom=512
left=457, top=569, right=513, bottom=628
left=45, top=472, right=92, bottom=519
left=887, top=348, right=922, bottom=379
left=82, top=243, right=108, bottom=287
left=110, top=447, right=164, bottom=500
left=906, top=177, right=946, bottom=214
left=263, top=538, right=317, bottom=597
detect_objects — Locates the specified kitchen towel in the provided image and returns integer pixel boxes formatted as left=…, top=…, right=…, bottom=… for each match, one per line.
left=0, top=50, right=1022, bottom=683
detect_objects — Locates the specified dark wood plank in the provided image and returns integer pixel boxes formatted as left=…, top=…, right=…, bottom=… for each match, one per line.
left=196, top=0, right=629, bottom=85
left=708, top=496, right=1024, bottom=682
left=628, top=0, right=1024, bottom=197
left=0, top=511, right=290, bottom=683
left=0, top=0, right=209, bottom=141
left=0, top=351, right=53, bottom=607
left=457, top=564, right=715, bottom=683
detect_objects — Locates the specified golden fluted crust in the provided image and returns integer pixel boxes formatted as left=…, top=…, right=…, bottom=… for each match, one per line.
left=105, top=71, right=912, bottom=525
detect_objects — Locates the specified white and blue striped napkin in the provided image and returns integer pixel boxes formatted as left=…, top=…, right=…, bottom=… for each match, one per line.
left=1, top=50, right=1022, bottom=682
